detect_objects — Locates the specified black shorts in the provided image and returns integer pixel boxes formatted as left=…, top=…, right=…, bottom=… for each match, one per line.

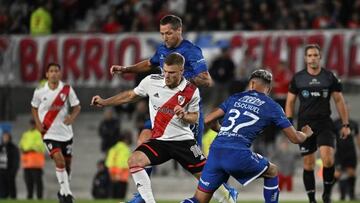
left=298, top=118, right=336, bottom=156
left=43, top=139, right=73, bottom=158
left=335, top=153, right=357, bottom=170
left=136, top=139, right=206, bottom=174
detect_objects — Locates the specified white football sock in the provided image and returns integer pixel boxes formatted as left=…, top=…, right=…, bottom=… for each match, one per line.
left=131, top=169, right=156, bottom=203
left=56, top=167, right=72, bottom=196
left=213, top=184, right=235, bottom=203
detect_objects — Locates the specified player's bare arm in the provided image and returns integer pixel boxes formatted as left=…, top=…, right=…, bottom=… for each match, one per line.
left=332, top=91, right=350, bottom=139
left=110, top=59, right=152, bottom=75
left=190, top=71, right=213, bottom=88
left=91, top=90, right=142, bottom=107
left=31, top=107, right=46, bottom=134
left=63, top=105, right=81, bottom=125
left=205, top=108, right=225, bottom=132
left=285, top=92, right=297, bottom=118
left=174, top=105, right=198, bottom=124
left=282, top=125, right=313, bottom=144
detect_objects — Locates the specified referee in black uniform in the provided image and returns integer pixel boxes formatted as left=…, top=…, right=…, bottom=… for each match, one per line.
left=285, top=44, right=351, bottom=203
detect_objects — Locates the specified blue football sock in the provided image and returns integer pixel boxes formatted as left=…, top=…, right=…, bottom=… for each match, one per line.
left=264, top=176, right=279, bottom=203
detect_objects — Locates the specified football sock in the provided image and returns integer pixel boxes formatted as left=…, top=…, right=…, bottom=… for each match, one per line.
left=145, top=166, right=153, bottom=177
left=348, top=176, right=356, bottom=199
left=322, top=166, right=334, bottom=195
left=303, top=169, right=316, bottom=202
left=213, top=184, right=230, bottom=203
left=263, top=176, right=279, bottom=203
left=338, top=179, right=347, bottom=200
left=131, top=167, right=155, bottom=203
left=55, top=167, right=72, bottom=196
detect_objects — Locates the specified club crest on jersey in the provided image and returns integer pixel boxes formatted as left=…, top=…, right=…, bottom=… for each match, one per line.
left=178, top=95, right=185, bottom=105
left=60, top=93, right=67, bottom=102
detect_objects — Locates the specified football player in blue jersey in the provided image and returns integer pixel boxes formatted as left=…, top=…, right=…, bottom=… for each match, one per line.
left=110, top=15, right=238, bottom=203
left=182, top=69, right=314, bottom=203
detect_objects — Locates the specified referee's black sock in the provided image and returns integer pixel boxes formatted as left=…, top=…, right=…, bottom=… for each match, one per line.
left=322, top=166, right=335, bottom=195
left=303, top=169, right=316, bottom=203
left=348, top=176, right=356, bottom=199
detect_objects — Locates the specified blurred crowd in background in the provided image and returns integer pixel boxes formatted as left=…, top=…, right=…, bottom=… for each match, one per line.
left=1, top=0, right=360, bottom=34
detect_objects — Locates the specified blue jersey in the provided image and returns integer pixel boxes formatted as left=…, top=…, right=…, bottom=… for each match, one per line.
left=150, top=39, right=208, bottom=79
left=212, top=90, right=291, bottom=149
left=149, top=39, right=208, bottom=145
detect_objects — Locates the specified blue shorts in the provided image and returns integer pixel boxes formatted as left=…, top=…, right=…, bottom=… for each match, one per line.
left=198, top=147, right=269, bottom=193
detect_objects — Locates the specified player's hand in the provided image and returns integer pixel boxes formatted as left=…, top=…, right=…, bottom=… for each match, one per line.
left=174, top=105, right=186, bottom=119
left=301, top=125, right=313, bottom=138
left=340, top=126, right=351, bottom=139
left=63, top=115, right=74, bottom=125
left=91, top=95, right=105, bottom=107
left=110, top=65, right=127, bottom=75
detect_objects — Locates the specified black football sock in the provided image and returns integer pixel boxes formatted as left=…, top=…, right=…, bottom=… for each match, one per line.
left=303, top=169, right=316, bottom=202
left=348, top=176, right=356, bottom=199
left=322, top=166, right=335, bottom=195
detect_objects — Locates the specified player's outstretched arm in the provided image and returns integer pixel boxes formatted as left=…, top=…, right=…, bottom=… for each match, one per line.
left=91, top=90, right=142, bottom=107
left=282, top=125, right=313, bottom=144
left=205, top=108, right=225, bottom=132
left=110, top=59, right=152, bottom=75
left=190, top=71, right=214, bottom=88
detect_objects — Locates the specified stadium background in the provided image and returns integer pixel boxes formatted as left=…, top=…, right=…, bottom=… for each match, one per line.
left=0, top=0, right=360, bottom=202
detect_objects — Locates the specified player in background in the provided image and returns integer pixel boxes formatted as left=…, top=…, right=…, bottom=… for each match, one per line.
left=31, top=63, right=81, bottom=203
left=110, top=15, right=237, bottom=203
left=182, top=69, right=313, bottom=203
left=285, top=44, right=350, bottom=203
left=92, top=53, right=235, bottom=203
left=333, top=103, right=360, bottom=200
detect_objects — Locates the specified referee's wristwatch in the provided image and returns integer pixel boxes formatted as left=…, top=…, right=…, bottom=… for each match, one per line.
left=342, top=123, right=350, bottom=128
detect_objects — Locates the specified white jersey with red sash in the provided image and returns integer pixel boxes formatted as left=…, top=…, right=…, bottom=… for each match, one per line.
left=31, top=81, right=80, bottom=141
left=134, top=74, right=200, bottom=141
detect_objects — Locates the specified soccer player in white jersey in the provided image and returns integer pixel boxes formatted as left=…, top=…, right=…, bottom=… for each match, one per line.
left=92, top=53, right=233, bottom=203
left=31, top=63, right=81, bottom=203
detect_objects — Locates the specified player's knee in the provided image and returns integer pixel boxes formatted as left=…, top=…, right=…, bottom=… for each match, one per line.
left=127, top=153, right=145, bottom=168
left=265, top=163, right=278, bottom=177
left=321, top=158, right=334, bottom=167
left=54, top=159, right=66, bottom=168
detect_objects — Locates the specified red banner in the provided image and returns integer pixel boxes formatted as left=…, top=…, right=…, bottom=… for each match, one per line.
left=1, top=30, right=359, bottom=86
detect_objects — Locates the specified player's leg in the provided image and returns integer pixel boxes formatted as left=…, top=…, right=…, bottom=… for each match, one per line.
left=128, top=140, right=170, bottom=203
left=345, top=164, right=357, bottom=199
left=127, top=127, right=152, bottom=203
left=261, top=163, right=280, bottom=203
left=44, top=140, right=72, bottom=203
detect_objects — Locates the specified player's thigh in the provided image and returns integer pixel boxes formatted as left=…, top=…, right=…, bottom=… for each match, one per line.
left=228, top=150, right=269, bottom=186
left=135, top=139, right=172, bottom=166
left=170, top=139, right=206, bottom=174
left=197, top=148, right=229, bottom=193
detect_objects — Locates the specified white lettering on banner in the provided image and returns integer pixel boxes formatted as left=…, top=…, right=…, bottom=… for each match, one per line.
left=0, top=30, right=359, bottom=86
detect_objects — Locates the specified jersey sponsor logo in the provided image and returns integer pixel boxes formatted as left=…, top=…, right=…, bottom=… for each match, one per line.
left=310, top=92, right=321, bottom=97
left=301, top=90, right=310, bottom=98
left=309, top=78, right=320, bottom=85
left=238, top=95, right=265, bottom=106
left=178, top=95, right=185, bottom=105
left=322, top=89, right=329, bottom=98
